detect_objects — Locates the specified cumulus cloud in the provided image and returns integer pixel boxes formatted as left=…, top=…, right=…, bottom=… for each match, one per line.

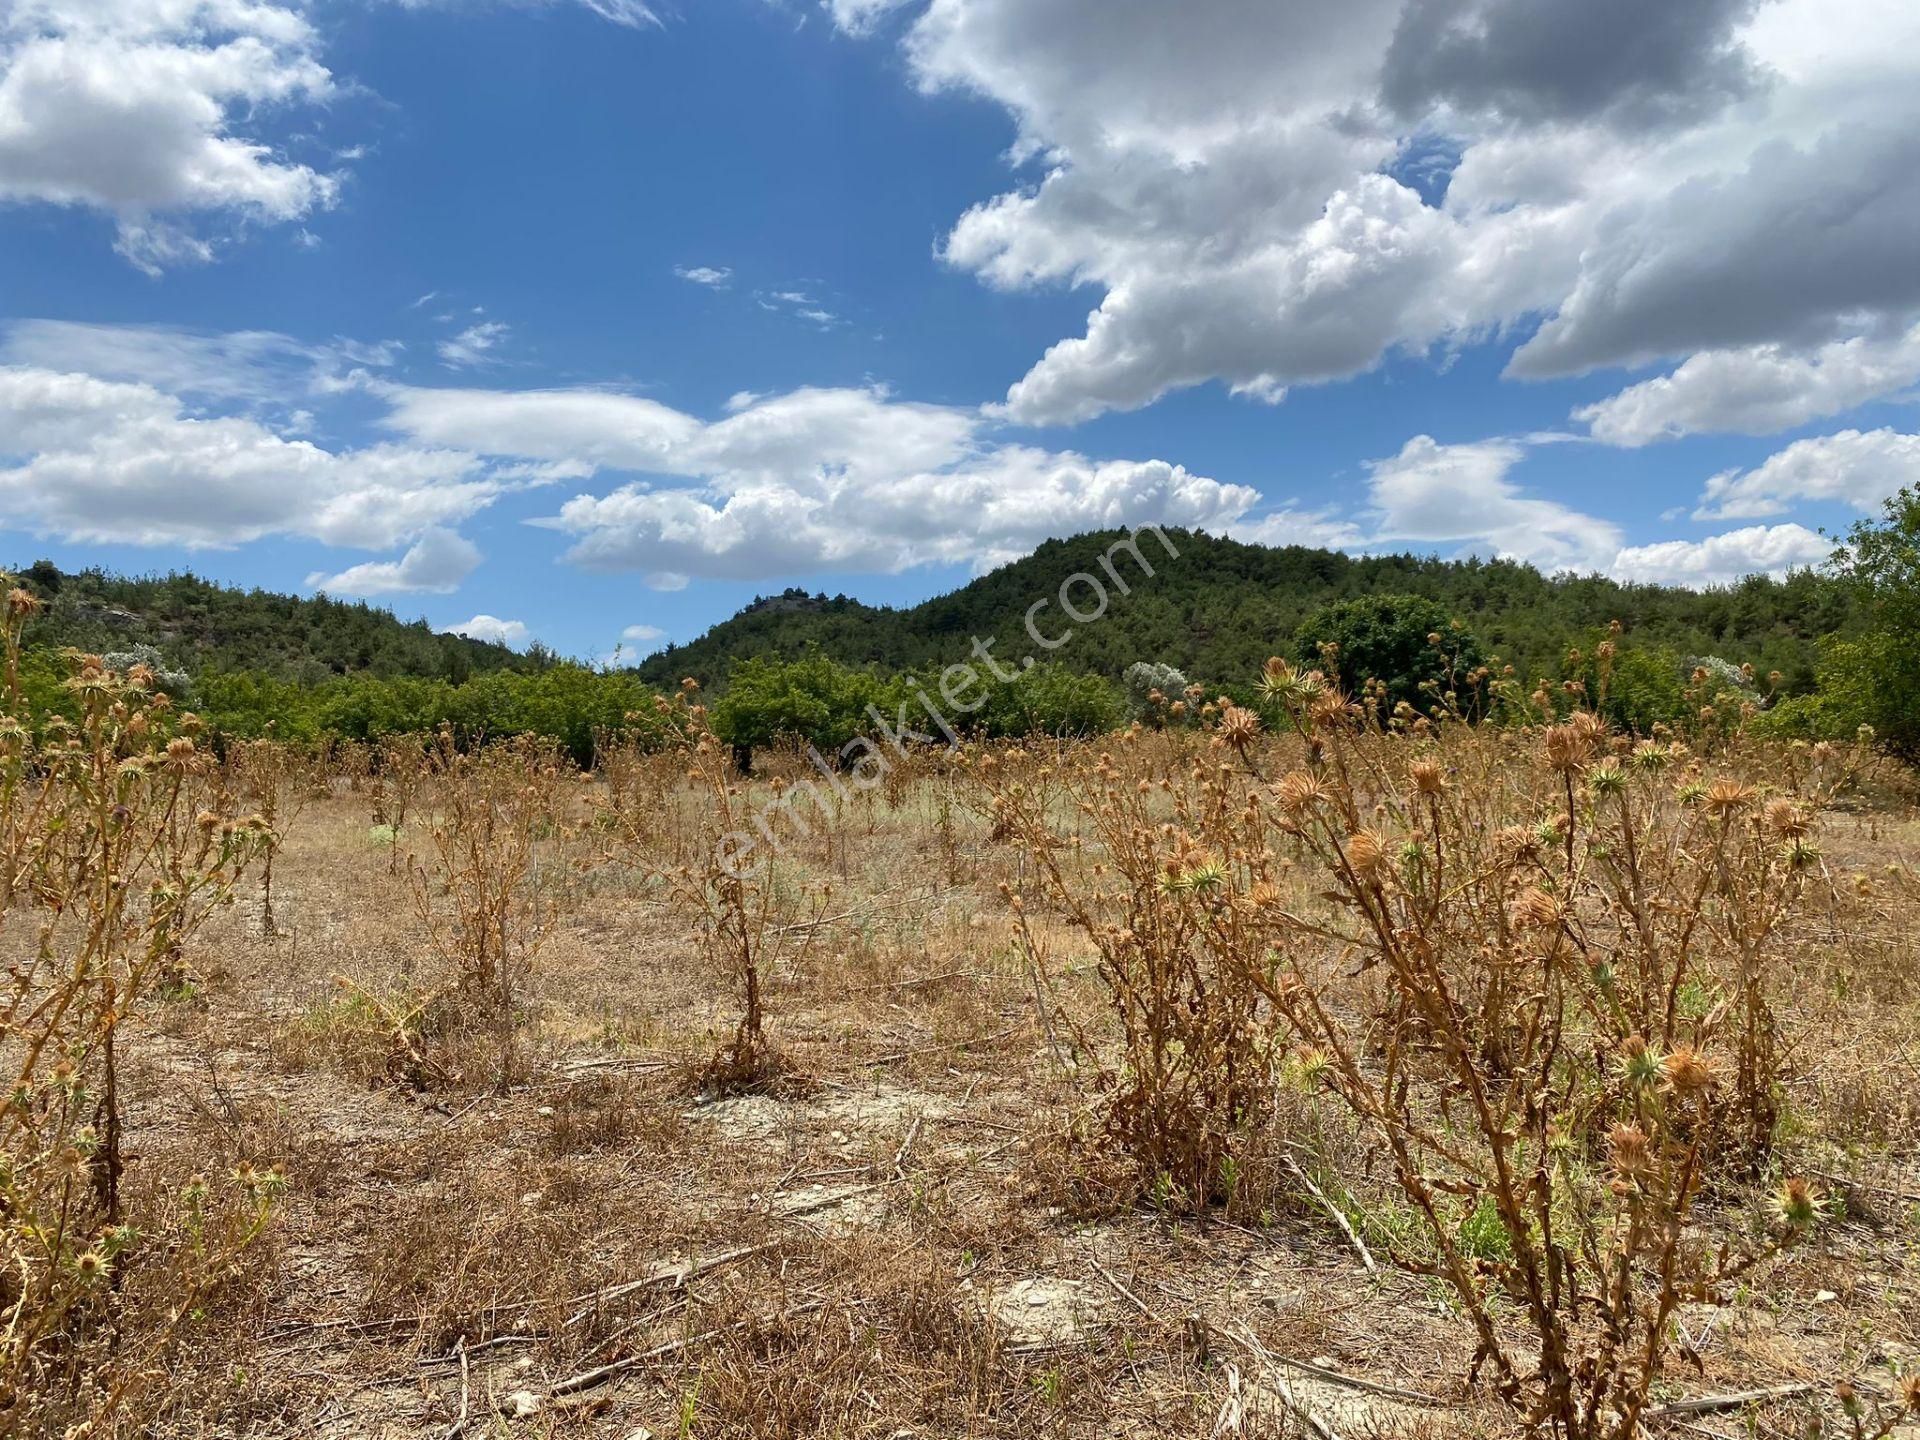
left=438, top=613, right=530, bottom=646
left=373, top=378, right=1255, bottom=586
left=1358, top=435, right=1624, bottom=572
left=1379, top=0, right=1768, bottom=131
left=674, top=264, right=732, bottom=287
left=1696, top=428, right=1920, bottom=519
left=0, top=0, right=341, bottom=270
left=833, top=0, right=1920, bottom=428
left=1576, top=325, right=1920, bottom=445
left=0, top=364, right=501, bottom=549
left=1609, top=524, right=1833, bottom=586
left=307, top=528, right=483, bottom=596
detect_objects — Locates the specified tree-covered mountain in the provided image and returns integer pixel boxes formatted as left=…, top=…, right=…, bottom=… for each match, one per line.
left=636, top=528, right=1853, bottom=695
left=8, top=560, right=534, bottom=684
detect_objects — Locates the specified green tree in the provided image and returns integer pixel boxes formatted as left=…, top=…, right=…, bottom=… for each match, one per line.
left=710, top=650, right=887, bottom=772
left=1816, top=487, right=1920, bottom=758
left=1293, top=594, right=1485, bottom=717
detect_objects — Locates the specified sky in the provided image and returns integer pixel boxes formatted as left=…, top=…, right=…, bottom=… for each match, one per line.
left=2, top=0, right=1918, bottom=663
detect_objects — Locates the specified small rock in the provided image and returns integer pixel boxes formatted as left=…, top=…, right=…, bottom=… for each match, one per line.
left=1813, top=1290, right=1839, bottom=1304
left=537, top=1105, right=555, bottom=1117
left=1310, top=1355, right=1339, bottom=1370
left=504, top=1390, right=542, bottom=1418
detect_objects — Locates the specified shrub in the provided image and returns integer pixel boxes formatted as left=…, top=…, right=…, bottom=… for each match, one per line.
left=977, top=662, right=1123, bottom=738
left=711, top=650, right=886, bottom=773
left=1120, top=661, right=1187, bottom=724
left=1293, top=594, right=1485, bottom=719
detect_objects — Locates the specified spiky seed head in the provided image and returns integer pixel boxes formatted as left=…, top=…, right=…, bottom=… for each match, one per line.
left=1704, top=778, right=1755, bottom=815
left=1608, top=1122, right=1650, bottom=1174
left=1409, top=760, right=1444, bottom=795
left=1544, top=724, right=1589, bottom=773
left=1661, top=1046, right=1715, bottom=1093
left=1509, top=887, right=1561, bottom=930
left=1345, top=830, right=1387, bottom=881
left=1763, top=798, right=1810, bottom=837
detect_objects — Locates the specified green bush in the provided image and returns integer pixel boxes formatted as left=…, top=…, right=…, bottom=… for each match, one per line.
left=977, top=662, right=1123, bottom=738
left=1293, top=594, right=1485, bottom=717
left=711, top=650, right=888, bottom=769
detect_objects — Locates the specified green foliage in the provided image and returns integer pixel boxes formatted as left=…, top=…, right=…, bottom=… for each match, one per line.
left=1121, top=660, right=1188, bottom=723
left=710, top=650, right=888, bottom=761
left=1568, top=636, right=1690, bottom=733
left=11, top=560, right=529, bottom=684
left=636, top=529, right=1848, bottom=700
left=976, top=662, right=1124, bottom=738
left=1822, top=488, right=1920, bottom=758
left=1293, top=593, right=1484, bottom=715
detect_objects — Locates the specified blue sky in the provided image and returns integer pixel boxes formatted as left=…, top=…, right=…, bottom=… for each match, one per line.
left=2, top=0, right=1917, bottom=662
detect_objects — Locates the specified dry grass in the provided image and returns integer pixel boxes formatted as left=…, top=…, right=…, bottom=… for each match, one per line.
left=3, top=674, right=1919, bottom=1437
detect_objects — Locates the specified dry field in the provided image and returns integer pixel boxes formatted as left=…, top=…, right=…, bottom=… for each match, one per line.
left=6, top=664, right=1920, bottom=1440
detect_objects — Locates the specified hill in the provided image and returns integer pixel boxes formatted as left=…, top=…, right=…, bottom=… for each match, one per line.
left=8, top=560, right=532, bottom=684
left=635, top=528, right=1852, bottom=694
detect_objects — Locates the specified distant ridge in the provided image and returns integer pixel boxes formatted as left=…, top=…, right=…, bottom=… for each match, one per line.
left=634, top=528, right=1844, bottom=691
left=8, top=560, right=534, bottom=685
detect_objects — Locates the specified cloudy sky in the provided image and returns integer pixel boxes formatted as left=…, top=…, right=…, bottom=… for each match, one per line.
left=2, top=0, right=1916, bottom=659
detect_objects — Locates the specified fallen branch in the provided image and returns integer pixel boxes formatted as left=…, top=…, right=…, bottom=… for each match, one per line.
left=1646, top=1383, right=1818, bottom=1418
left=1215, top=1320, right=1444, bottom=1407
left=441, top=1338, right=470, bottom=1440
left=549, top=1298, right=827, bottom=1397
left=1088, top=1256, right=1154, bottom=1320
left=1283, top=1151, right=1378, bottom=1276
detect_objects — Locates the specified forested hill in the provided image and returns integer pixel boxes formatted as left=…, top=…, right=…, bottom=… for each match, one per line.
left=636, top=529, right=1853, bottom=692
left=7, top=561, right=531, bottom=683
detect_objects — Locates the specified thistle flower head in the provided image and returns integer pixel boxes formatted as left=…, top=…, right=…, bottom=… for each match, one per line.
left=1608, top=1122, right=1650, bottom=1174
left=1344, top=830, right=1387, bottom=882
left=1704, top=778, right=1754, bottom=815
left=1771, top=1175, right=1823, bottom=1230
left=1660, top=1045, right=1715, bottom=1094
left=1509, top=886, right=1562, bottom=930
left=1620, top=1035, right=1662, bottom=1089
left=1544, top=724, right=1590, bottom=774
left=1763, top=798, right=1810, bottom=837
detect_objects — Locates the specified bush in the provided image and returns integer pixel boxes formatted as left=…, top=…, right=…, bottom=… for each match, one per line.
left=1293, top=594, right=1485, bottom=717
left=977, top=662, right=1123, bottom=738
left=711, top=650, right=887, bottom=771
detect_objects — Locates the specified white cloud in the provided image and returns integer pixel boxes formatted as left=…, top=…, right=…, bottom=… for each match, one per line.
left=438, top=321, right=511, bottom=369
left=758, top=289, right=842, bottom=328
left=1609, top=524, right=1834, bottom=587
left=375, top=378, right=1257, bottom=586
left=1576, top=325, right=1920, bottom=445
left=0, top=364, right=502, bottom=549
left=0, top=0, right=341, bottom=270
left=674, top=264, right=732, bottom=287
left=621, top=622, right=665, bottom=643
left=831, top=0, right=1920, bottom=428
left=307, top=528, right=483, bottom=596
left=823, top=0, right=911, bottom=36
left=437, top=613, right=529, bottom=647
left=1696, top=428, right=1920, bottom=519
left=0, top=319, right=398, bottom=402
left=1361, top=435, right=1625, bottom=573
